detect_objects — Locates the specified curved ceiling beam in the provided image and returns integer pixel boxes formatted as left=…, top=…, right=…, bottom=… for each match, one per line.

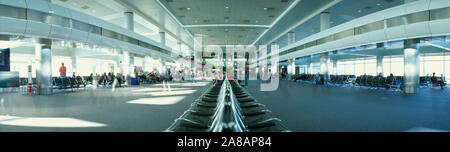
left=183, top=24, right=271, bottom=28
left=114, top=0, right=194, bottom=51
left=252, top=0, right=342, bottom=46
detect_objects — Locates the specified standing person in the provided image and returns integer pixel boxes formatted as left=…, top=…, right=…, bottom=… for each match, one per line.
left=59, top=63, right=67, bottom=78
left=191, top=70, right=196, bottom=83
left=245, top=68, right=249, bottom=87
left=59, top=63, right=67, bottom=87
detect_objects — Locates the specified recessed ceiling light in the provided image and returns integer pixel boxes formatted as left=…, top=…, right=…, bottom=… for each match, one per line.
left=264, top=7, right=268, bottom=10
left=187, top=7, right=191, bottom=10
left=225, top=6, right=229, bottom=9
left=377, top=3, right=381, bottom=6
left=357, top=10, right=362, bottom=13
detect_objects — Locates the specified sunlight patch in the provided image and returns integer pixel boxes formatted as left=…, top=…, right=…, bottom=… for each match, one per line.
left=0, top=115, right=107, bottom=128
left=127, top=96, right=185, bottom=105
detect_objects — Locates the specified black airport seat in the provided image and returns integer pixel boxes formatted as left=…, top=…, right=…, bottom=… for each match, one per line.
left=246, top=119, right=290, bottom=132
left=166, top=118, right=211, bottom=132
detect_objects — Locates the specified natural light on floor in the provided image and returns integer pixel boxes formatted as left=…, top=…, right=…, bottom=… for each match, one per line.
left=0, top=115, right=107, bottom=128
left=132, top=90, right=196, bottom=96
left=127, top=96, right=186, bottom=105
left=131, top=87, right=191, bottom=92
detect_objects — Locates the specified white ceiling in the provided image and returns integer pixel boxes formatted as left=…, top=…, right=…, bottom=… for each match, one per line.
left=52, top=0, right=194, bottom=53
left=158, top=0, right=295, bottom=46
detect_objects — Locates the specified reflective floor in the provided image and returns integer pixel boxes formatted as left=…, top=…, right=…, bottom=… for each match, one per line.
left=246, top=80, right=450, bottom=132
left=0, top=81, right=211, bottom=132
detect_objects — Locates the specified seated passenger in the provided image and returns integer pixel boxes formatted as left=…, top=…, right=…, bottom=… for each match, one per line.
left=431, top=72, right=445, bottom=89
left=385, top=73, right=394, bottom=89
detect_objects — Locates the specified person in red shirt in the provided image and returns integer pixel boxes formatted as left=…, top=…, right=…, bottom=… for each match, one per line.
left=59, top=62, right=67, bottom=77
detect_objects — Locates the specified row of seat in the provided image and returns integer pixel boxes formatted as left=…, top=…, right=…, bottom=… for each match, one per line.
left=329, top=75, right=356, bottom=85
left=19, top=76, right=93, bottom=86
left=229, top=80, right=290, bottom=132
left=353, top=75, right=403, bottom=90
left=165, top=79, right=290, bottom=132
left=52, top=76, right=87, bottom=90
left=165, top=80, right=225, bottom=132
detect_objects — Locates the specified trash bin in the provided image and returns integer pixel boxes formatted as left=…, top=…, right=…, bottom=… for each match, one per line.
left=131, top=77, right=137, bottom=85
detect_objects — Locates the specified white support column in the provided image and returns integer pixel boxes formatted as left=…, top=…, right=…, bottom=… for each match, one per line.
left=161, top=59, right=167, bottom=77
left=124, top=12, right=134, bottom=32
left=376, top=53, right=384, bottom=76
left=34, top=39, right=52, bottom=95
left=320, top=12, right=331, bottom=82
left=320, top=52, right=330, bottom=83
left=287, top=32, right=295, bottom=78
left=306, top=56, right=312, bottom=74
left=320, top=12, right=331, bottom=31
left=159, top=31, right=166, bottom=46
left=404, top=39, right=420, bottom=94
left=287, top=32, right=295, bottom=45
left=287, top=59, right=293, bottom=79
left=123, top=11, right=134, bottom=84
left=332, top=51, right=338, bottom=75
left=333, top=59, right=338, bottom=75
left=70, top=43, right=77, bottom=75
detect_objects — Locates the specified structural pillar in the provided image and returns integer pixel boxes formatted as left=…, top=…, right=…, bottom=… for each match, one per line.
left=319, top=11, right=331, bottom=83
left=287, top=32, right=295, bottom=45
left=159, top=31, right=166, bottom=46
left=376, top=53, right=384, bottom=76
left=332, top=51, right=338, bottom=75
left=161, top=59, right=167, bottom=77
left=287, top=59, right=293, bottom=79
left=306, top=55, right=312, bottom=74
left=35, top=39, right=52, bottom=95
left=124, top=12, right=134, bottom=31
left=320, top=52, right=330, bottom=83
left=70, top=43, right=77, bottom=74
left=403, top=39, right=420, bottom=94
left=320, top=12, right=331, bottom=31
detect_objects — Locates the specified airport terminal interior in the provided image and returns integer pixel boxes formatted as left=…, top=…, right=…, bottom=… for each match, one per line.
left=0, top=0, right=450, bottom=132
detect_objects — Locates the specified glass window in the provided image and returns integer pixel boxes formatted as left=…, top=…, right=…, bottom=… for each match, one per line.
left=49, top=14, right=69, bottom=27
left=430, top=7, right=450, bottom=21
left=390, top=56, right=404, bottom=76
left=305, top=41, right=316, bottom=49
left=0, top=4, right=26, bottom=19
left=10, top=53, right=35, bottom=77
left=72, top=20, right=91, bottom=32
left=383, top=56, right=391, bottom=77
left=27, top=9, right=51, bottom=24
left=335, top=29, right=354, bottom=39
left=90, top=25, right=102, bottom=35
left=365, top=58, right=377, bottom=76
left=386, top=16, right=406, bottom=28
left=355, top=59, right=365, bottom=76
left=405, top=11, right=429, bottom=24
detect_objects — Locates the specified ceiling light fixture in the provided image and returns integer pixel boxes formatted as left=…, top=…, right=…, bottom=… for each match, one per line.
left=187, top=7, right=191, bottom=10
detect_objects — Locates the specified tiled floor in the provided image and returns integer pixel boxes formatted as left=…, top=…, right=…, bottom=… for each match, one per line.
left=245, top=80, right=450, bottom=132
left=0, top=81, right=211, bottom=132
